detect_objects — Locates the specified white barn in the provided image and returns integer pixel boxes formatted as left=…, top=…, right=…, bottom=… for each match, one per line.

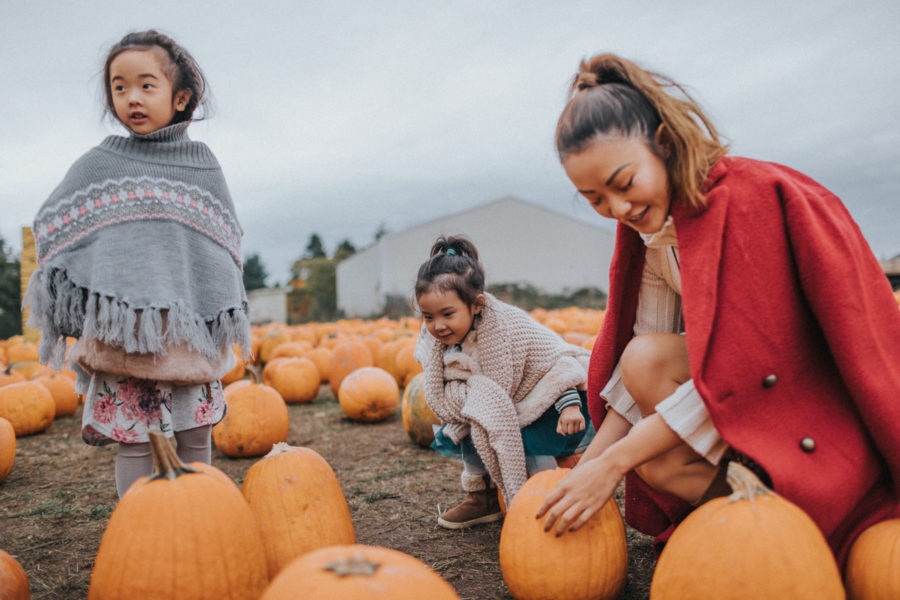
left=247, top=286, right=291, bottom=325
left=336, top=196, right=616, bottom=317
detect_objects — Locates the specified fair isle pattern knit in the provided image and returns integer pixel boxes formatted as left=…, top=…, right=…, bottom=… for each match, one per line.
left=415, top=293, right=590, bottom=501
left=34, top=176, right=241, bottom=268
left=26, top=122, right=250, bottom=369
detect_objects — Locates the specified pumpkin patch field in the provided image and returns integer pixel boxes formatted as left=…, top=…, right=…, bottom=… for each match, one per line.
left=0, top=313, right=661, bottom=600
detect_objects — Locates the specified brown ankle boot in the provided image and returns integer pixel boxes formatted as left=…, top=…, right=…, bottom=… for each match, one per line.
left=437, top=479, right=503, bottom=529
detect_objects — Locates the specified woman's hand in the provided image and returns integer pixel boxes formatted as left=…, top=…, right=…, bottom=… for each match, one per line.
left=556, top=404, right=586, bottom=435
left=535, top=456, right=624, bottom=536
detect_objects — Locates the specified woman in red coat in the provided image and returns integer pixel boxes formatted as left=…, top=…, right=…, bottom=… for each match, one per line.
left=535, top=53, right=900, bottom=568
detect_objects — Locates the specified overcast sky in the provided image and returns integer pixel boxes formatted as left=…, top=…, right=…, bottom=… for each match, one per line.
left=2, top=1, right=898, bottom=285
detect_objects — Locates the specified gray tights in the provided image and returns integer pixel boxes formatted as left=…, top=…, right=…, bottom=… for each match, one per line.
left=115, top=425, right=212, bottom=498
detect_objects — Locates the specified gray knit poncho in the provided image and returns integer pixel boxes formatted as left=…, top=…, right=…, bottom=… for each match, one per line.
left=26, top=122, right=250, bottom=370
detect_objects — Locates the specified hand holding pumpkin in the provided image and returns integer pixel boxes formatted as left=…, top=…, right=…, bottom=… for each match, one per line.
left=535, top=455, right=625, bottom=536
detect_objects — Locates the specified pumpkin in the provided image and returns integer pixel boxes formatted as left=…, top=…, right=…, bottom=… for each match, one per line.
left=88, top=432, right=268, bottom=599
left=499, top=468, right=627, bottom=600
left=0, top=417, right=15, bottom=483
left=34, top=373, right=79, bottom=418
left=394, top=344, right=423, bottom=387
left=262, top=357, right=320, bottom=404
left=221, top=345, right=247, bottom=385
left=359, top=337, right=383, bottom=364
left=555, top=451, right=583, bottom=469
left=650, top=462, right=844, bottom=599
left=0, top=367, right=26, bottom=388
left=9, top=361, right=48, bottom=380
left=260, top=544, right=460, bottom=600
left=328, top=341, right=374, bottom=397
left=268, top=341, right=314, bottom=361
left=304, top=347, right=332, bottom=384
left=242, top=443, right=356, bottom=578
left=0, top=381, right=56, bottom=436
left=212, top=367, right=289, bottom=458
left=0, top=549, right=30, bottom=600
left=258, top=330, right=291, bottom=364
left=337, top=367, right=399, bottom=423
left=845, top=518, right=900, bottom=600
left=401, top=372, right=440, bottom=447
left=375, top=340, right=402, bottom=385
left=5, top=342, right=39, bottom=365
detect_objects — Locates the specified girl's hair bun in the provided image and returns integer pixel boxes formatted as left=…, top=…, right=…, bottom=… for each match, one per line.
left=429, top=235, right=479, bottom=262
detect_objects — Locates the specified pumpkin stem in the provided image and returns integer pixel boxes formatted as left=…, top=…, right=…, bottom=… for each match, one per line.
left=148, top=430, right=199, bottom=481
left=246, top=364, right=261, bottom=385
left=324, top=553, right=381, bottom=577
left=725, top=461, right=773, bottom=503
left=265, top=442, right=293, bottom=458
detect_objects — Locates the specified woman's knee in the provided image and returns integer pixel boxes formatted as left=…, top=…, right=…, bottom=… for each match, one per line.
left=620, top=334, right=689, bottom=409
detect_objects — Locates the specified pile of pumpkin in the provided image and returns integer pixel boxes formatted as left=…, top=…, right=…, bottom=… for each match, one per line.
left=4, top=303, right=900, bottom=599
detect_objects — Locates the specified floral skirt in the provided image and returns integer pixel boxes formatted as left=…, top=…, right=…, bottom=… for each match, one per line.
left=81, top=371, right=226, bottom=446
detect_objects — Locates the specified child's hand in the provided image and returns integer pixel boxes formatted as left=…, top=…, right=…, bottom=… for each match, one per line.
left=557, top=405, right=585, bottom=436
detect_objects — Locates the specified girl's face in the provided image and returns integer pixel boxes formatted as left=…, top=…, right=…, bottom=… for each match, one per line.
left=418, top=288, right=484, bottom=347
left=563, top=133, right=671, bottom=235
left=108, top=48, right=191, bottom=134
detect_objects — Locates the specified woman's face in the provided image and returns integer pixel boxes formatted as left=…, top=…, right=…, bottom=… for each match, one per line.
left=563, top=134, right=671, bottom=235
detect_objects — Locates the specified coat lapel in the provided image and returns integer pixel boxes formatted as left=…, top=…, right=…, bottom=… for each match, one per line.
left=671, top=159, right=731, bottom=378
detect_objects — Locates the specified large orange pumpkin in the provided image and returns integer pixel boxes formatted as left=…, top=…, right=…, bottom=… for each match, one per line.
left=499, top=468, right=627, bottom=600
left=242, top=443, right=356, bottom=579
left=88, top=432, right=268, bottom=599
left=337, top=367, right=399, bottom=423
left=260, top=544, right=460, bottom=600
left=0, top=416, right=15, bottom=483
left=845, top=518, right=900, bottom=600
left=34, top=373, right=79, bottom=418
left=0, top=549, right=30, bottom=600
left=262, top=357, right=320, bottom=404
left=0, top=381, right=56, bottom=436
left=375, top=340, right=402, bottom=385
left=328, top=341, right=373, bottom=397
left=401, top=372, right=440, bottom=447
left=650, top=462, right=844, bottom=599
left=212, top=368, right=289, bottom=457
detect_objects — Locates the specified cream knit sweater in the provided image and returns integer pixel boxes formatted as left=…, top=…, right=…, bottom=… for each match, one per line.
left=415, top=293, right=590, bottom=501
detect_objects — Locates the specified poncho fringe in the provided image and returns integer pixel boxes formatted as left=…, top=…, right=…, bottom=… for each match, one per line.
left=25, top=266, right=251, bottom=370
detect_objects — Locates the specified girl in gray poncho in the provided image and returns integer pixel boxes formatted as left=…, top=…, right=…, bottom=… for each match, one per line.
left=414, top=235, right=594, bottom=528
left=26, top=31, right=250, bottom=497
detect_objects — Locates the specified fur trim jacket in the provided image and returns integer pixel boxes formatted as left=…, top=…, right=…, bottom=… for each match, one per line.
left=415, top=293, right=590, bottom=500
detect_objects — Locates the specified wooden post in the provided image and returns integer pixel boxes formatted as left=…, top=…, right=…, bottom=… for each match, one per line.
left=20, top=227, right=40, bottom=342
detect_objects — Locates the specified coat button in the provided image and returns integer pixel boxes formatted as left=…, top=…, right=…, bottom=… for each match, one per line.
left=762, top=374, right=777, bottom=388
left=800, top=437, right=816, bottom=453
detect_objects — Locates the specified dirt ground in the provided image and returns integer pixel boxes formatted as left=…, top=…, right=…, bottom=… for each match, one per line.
left=0, top=385, right=656, bottom=599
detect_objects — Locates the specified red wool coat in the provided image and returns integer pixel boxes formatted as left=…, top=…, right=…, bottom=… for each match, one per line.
left=588, top=156, right=900, bottom=568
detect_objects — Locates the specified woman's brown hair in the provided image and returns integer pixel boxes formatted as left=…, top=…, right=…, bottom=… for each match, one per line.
left=556, top=54, right=727, bottom=208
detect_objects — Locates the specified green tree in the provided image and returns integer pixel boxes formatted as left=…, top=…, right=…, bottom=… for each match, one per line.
left=333, top=239, right=356, bottom=262
left=242, top=253, right=268, bottom=291
left=288, top=256, right=337, bottom=322
left=0, top=236, right=22, bottom=339
left=304, top=233, right=327, bottom=259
